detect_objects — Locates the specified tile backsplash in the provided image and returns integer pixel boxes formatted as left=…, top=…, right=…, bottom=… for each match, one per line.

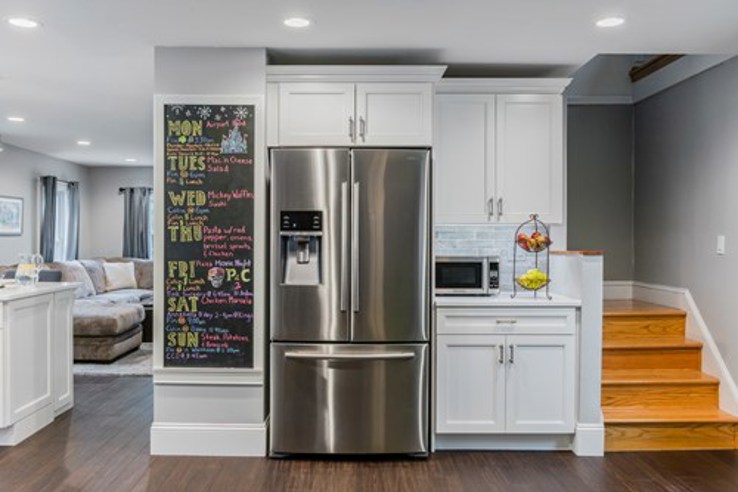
left=434, top=224, right=540, bottom=292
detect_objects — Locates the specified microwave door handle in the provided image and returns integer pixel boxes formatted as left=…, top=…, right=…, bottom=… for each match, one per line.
left=340, top=182, right=349, bottom=312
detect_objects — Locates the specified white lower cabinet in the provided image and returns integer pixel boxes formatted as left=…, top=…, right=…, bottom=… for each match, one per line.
left=436, top=308, right=576, bottom=436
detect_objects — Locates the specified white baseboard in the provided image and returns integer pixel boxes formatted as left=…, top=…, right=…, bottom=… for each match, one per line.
left=0, top=404, right=54, bottom=446
left=603, top=281, right=634, bottom=300
left=434, top=434, right=572, bottom=451
left=571, top=423, right=604, bottom=456
left=150, top=422, right=267, bottom=456
left=631, top=282, right=738, bottom=416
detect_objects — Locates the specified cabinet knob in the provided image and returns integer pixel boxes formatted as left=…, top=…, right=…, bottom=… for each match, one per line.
left=498, top=345, right=504, bottom=364
left=359, top=117, right=366, bottom=141
left=349, top=117, right=355, bottom=141
left=508, top=344, right=515, bottom=364
left=498, top=197, right=503, bottom=218
left=487, top=197, right=495, bottom=217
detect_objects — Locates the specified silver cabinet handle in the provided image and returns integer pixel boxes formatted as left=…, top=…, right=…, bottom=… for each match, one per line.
left=495, top=319, right=517, bottom=325
left=285, top=351, right=415, bottom=361
left=359, top=117, right=366, bottom=141
left=498, top=345, right=504, bottom=364
left=340, top=182, right=349, bottom=312
left=351, top=182, right=360, bottom=313
left=497, top=197, right=503, bottom=218
left=508, top=344, right=515, bottom=364
left=349, top=117, right=355, bottom=141
left=487, top=197, right=495, bottom=217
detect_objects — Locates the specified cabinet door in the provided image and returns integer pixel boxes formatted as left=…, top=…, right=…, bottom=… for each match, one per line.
left=52, top=291, right=74, bottom=415
left=495, top=95, right=564, bottom=224
left=356, top=83, right=432, bottom=146
left=4, top=295, right=53, bottom=427
left=434, top=95, right=495, bottom=224
left=505, top=335, right=575, bottom=433
left=278, top=83, right=355, bottom=145
left=436, top=334, right=506, bottom=434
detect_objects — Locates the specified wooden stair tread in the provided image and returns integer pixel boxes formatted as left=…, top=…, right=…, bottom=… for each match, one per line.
left=604, top=408, right=738, bottom=424
left=603, top=337, right=702, bottom=350
left=604, top=300, right=686, bottom=318
left=602, top=369, right=718, bottom=385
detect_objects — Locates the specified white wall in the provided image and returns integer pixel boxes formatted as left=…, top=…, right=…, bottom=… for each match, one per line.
left=0, top=143, right=91, bottom=265
left=151, top=47, right=268, bottom=457
left=634, top=56, right=738, bottom=382
left=87, top=166, right=153, bottom=257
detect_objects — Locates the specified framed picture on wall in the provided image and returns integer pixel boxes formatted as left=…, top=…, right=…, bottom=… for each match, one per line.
left=0, top=196, right=23, bottom=236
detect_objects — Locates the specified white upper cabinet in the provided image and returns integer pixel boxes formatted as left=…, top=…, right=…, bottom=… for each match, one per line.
left=434, top=79, right=569, bottom=225
left=268, top=66, right=446, bottom=147
left=496, top=95, right=564, bottom=224
left=435, top=95, right=495, bottom=224
left=278, top=83, right=356, bottom=146
left=355, top=83, right=433, bottom=146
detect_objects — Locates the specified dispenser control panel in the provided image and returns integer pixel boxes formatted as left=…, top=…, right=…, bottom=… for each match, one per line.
left=280, top=211, right=323, bottom=232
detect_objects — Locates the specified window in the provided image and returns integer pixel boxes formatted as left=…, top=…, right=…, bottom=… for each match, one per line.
left=53, top=182, right=72, bottom=261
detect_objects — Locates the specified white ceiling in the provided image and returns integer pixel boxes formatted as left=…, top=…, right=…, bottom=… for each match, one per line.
left=1, top=0, right=737, bottom=167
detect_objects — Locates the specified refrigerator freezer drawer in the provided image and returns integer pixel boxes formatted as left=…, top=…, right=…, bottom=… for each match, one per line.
left=270, top=343, right=429, bottom=455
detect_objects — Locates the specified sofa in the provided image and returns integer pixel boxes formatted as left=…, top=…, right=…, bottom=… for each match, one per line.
left=3, top=258, right=153, bottom=362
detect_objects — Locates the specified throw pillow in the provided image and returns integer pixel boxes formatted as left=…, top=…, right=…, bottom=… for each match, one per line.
left=58, top=260, right=96, bottom=299
left=103, top=262, right=138, bottom=291
left=79, top=259, right=107, bottom=294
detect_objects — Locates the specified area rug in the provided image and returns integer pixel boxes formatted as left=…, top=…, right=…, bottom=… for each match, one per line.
left=73, top=343, right=153, bottom=376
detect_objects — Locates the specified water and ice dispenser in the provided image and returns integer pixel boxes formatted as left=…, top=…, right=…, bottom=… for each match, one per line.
left=279, top=211, right=323, bottom=285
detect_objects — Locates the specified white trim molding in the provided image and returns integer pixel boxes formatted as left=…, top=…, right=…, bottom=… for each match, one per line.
left=151, top=422, right=267, bottom=456
left=437, top=78, right=572, bottom=95
left=266, top=65, right=447, bottom=83
left=603, top=280, right=634, bottom=300
left=566, top=95, right=633, bottom=106
left=572, top=422, right=605, bottom=456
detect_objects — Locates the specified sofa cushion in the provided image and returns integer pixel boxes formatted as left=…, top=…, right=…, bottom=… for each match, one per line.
left=103, top=261, right=137, bottom=291
left=79, top=259, right=107, bottom=294
left=93, top=289, right=153, bottom=304
left=56, top=261, right=96, bottom=299
left=106, top=258, right=153, bottom=290
left=73, top=300, right=145, bottom=337
left=74, top=325, right=143, bottom=362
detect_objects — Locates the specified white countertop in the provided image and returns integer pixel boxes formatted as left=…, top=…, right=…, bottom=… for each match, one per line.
left=435, top=292, right=581, bottom=308
left=0, top=282, right=79, bottom=302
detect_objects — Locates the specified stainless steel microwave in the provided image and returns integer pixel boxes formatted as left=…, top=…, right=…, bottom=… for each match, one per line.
left=435, top=256, right=500, bottom=296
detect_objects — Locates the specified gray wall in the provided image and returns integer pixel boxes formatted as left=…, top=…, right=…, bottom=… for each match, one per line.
left=0, top=144, right=92, bottom=265
left=87, top=166, right=153, bottom=257
left=634, top=56, right=738, bottom=379
left=567, top=105, right=634, bottom=280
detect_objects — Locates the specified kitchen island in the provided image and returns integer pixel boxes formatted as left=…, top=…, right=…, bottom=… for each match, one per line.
left=0, top=282, right=78, bottom=445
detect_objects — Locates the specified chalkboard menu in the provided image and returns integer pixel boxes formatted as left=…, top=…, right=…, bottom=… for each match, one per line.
left=163, top=103, right=254, bottom=368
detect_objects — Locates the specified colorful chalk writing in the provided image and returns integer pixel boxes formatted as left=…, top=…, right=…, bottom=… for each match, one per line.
left=163, top=104, right=254, bottom=367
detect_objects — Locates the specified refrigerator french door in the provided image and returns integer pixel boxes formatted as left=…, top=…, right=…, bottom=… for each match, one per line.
left=270, top=148, right=430, bottom=455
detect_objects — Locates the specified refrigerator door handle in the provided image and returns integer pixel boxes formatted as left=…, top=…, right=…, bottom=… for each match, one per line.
left=284, top=351, right=416, bottom=361
left=351, top=181, right=360, bottom=313
left=340, top=181, right=349, bottom=312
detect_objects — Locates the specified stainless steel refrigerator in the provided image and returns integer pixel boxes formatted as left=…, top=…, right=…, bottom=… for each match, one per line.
left=269, top=148, right=430, bottom=456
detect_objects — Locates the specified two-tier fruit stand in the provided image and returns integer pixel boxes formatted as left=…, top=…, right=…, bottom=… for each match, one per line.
left=511, top=213, right=552, bottom=299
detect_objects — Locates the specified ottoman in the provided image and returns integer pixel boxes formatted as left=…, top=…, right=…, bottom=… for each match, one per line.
left=73, top=300, right=145, bottom=362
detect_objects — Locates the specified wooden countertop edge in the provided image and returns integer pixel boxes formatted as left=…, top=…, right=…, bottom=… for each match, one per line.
left=551, top=250, right=604, bottom=256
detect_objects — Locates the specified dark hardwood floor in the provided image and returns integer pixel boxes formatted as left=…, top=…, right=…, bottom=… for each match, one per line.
left=1, top=376, right=738, bottom=491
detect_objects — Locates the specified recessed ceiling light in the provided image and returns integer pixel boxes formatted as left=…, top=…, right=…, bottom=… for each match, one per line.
left=125, top=158, right=137, bottom=163
left=284, top=17, right=311, bottom=28
left=77, top=140, right=91, bottom=146
left=7, top=116, right=25, bottom=122
left=6, top=16, right=41, bottom=29
left=596, top=16, right=625, bottom=28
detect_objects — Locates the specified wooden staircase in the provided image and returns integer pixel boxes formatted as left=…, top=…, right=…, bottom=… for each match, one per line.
left=602, top=300, right=738, bottom=451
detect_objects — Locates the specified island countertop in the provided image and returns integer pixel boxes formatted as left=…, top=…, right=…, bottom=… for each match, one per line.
left=0, top=282, right=79, bottom=303
left=434, top=292, right=581, bottom=308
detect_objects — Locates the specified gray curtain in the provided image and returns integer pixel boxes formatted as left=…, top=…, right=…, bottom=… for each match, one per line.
left=66, top=181, right=80, bottom=259
left=121, top=187, right=152, bottom=258
left=39, top=175, right=57, bottom=262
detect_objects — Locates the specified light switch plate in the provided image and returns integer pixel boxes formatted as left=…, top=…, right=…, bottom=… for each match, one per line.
left=717, top=235, right=726, bottom=255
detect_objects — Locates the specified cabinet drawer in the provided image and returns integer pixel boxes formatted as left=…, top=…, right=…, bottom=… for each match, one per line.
left=437, top=308, right=575, bottom=336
